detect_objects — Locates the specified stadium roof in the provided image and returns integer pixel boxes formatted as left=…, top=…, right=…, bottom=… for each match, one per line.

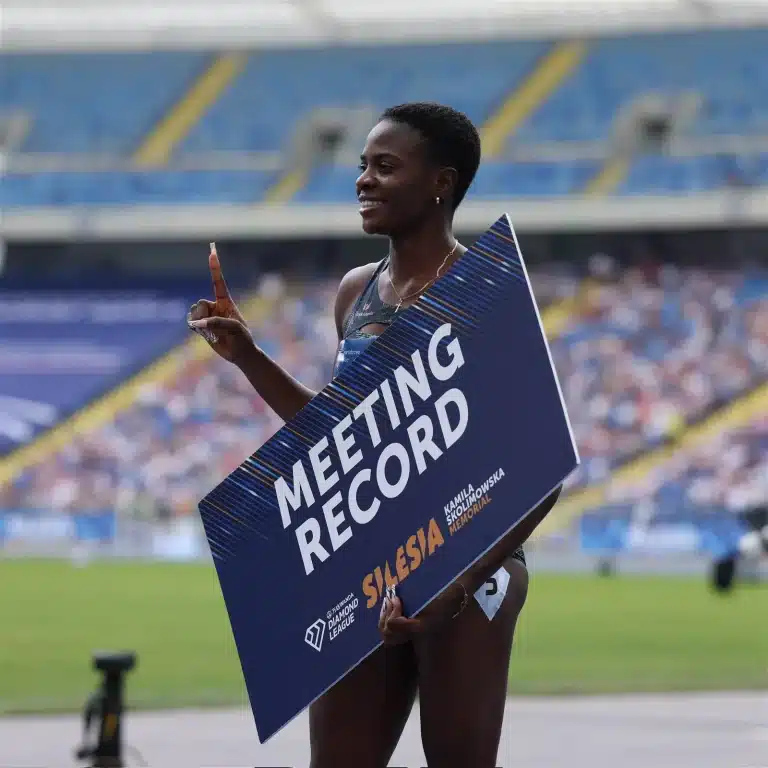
left=4, top=0, right=768, bottom=50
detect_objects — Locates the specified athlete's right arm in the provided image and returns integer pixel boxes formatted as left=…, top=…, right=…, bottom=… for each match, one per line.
left=188, top=245, right=375, bottom=424
left=232, top=263, right=374, bottom=421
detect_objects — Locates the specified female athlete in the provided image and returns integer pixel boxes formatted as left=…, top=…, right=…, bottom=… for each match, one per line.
left=189, top=102, right=562, bottom=768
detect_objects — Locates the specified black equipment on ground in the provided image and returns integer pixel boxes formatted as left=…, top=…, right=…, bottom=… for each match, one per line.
left=710, top=505, right=768, bottom=594
left=75, top=651, right=138, bottom=768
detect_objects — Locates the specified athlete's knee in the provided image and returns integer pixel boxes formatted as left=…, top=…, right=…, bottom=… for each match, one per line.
left=309, top=717, right=389, bottom=768
left=309, top=743, right=386, bottom=768
left=422, top=729, right=500, bottom=768
left=421, top=699, right=505, bottom=768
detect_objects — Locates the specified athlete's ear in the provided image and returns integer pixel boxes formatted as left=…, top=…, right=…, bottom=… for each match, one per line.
left=435, top=166, right=458, bottom=207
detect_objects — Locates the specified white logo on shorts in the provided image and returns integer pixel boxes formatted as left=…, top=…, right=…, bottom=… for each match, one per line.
left=305, top=619, right=326, bottom=652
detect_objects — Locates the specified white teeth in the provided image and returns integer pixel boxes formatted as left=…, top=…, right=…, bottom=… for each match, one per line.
left=360, top=200, right=382, bottom=209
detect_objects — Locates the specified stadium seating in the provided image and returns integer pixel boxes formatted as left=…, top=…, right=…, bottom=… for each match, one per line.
left=0, top=170, right=277, bottom=208
left=178, top=41, right=549, bottom=154
left=5, top=156, right=764, bottom=206
left=0, top=52, right=208, bottom=153
left=618, top=153, right=768, bottom=195
left=3, top=29, right=768, bottom=206
left=513, top=30, right=768, bottom=144
left=619, top=155, right=727, bottom=196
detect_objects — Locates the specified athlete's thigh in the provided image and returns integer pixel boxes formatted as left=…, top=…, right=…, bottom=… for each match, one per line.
left=414, top=558, right=529, bottom=768
left=309, top=641, right=418, bottom=768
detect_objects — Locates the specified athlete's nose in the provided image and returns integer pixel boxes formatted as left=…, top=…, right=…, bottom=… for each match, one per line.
left=356, top=167, right=376, bottom=196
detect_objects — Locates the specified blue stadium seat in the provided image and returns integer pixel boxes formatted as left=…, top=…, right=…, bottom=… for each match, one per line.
left=3, top=31, right=768, bottom=205
left=468, top=160, right=598, bottom=198
left=292, top=166, right=359, bottom=204
left=0, top=170, right=276, bottom=207
left=619, top=155, right=728, bottom=195
left=618, top=153, right=768, bottom=195
left=179, top=41, right=549, bottom=153
left=0, top=52, right=208, bottom=153
left=512, top=30, right=768, bottom=145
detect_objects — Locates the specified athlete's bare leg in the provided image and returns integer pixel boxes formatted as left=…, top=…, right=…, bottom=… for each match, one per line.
left=309, top=641, right=418, bottom=768
left=415, top=557, right=529, bottom=768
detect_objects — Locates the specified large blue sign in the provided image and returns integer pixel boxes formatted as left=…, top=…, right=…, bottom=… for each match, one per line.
left=198, top=215, right=580, bottom=742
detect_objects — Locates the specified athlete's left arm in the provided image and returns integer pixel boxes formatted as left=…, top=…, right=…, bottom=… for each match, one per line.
left=455, top=484, right=563, bottom=595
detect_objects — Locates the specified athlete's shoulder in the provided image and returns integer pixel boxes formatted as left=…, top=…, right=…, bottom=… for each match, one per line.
left=338, top=261, right=381, bottom=296
left=333, top=260, right=383, bottom=339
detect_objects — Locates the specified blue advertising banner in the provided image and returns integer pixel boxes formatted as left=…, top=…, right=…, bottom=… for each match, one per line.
left=0, top=291, right=198, bottom=455
left=579, top=506, right=749, bottom=560
left=198, top=214, right=580, bottom=743
left=0, top=510, right=116, bottom=545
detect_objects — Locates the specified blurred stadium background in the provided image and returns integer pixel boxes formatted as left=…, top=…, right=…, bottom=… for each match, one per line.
left=1, top=0, right=767, bottom=766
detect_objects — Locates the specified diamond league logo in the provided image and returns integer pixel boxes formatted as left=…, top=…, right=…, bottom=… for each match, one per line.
left=304, top=618, right=326, bottom=652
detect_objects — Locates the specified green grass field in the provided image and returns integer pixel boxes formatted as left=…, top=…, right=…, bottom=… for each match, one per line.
left=1, top=559, right=765, bottom=715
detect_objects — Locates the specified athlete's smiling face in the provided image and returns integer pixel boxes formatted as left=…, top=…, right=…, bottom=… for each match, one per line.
left=356, top=119, right=445, bottom=237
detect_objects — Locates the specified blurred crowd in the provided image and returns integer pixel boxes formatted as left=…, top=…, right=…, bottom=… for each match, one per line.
left=0, top=274, right=338, bottom=518
left=557, top=263, right=768, bottom=489
left=1, top=261, right=766, bottom=522
left=604, top=414, right=767, bottom=517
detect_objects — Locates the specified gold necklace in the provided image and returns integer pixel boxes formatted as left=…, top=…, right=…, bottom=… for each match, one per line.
left=388, top=241, right=459, bottom=312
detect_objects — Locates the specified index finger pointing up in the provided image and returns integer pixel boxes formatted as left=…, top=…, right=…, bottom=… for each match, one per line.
left=209, top=242, right=231, bottom=302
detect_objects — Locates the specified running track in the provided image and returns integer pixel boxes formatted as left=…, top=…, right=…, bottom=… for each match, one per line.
left=1, top=692, right=765, bottom=767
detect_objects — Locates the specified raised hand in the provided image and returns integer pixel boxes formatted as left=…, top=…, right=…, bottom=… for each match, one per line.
left=187, top=243, right=255, bottom=365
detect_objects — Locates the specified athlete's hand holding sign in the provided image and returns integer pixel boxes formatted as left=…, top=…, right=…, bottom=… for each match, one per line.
left=379, top=582, right=470, bottom=645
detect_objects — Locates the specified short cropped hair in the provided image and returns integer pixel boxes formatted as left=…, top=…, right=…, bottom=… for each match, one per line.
left=380, top=102, right=481, bottom=210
